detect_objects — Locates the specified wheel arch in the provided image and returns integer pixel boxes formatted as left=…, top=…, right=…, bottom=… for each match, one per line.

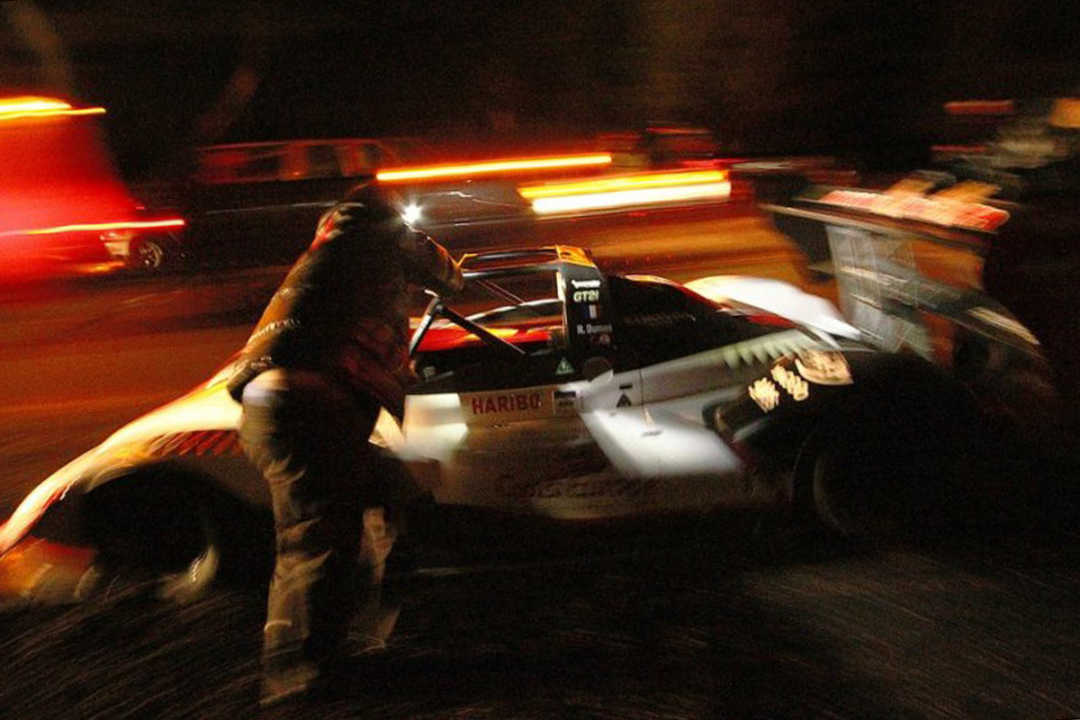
left=790, top=353, right=978, bottom=535
left=78, top=460, right=272, bottom=579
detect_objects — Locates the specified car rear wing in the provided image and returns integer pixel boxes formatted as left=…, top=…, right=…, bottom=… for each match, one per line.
left=762, top=198, right=1038, bottom=357
left=455, top=245, right=615, bottom=356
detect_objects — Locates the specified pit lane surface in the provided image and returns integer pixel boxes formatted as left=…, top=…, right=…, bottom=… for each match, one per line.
left=1, top=502, right=1078, bottom=719
left=1, top=207, right=1077, bottom=719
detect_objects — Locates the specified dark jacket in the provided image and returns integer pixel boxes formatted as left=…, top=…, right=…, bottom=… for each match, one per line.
left=227, top=184, right=463, bottom=418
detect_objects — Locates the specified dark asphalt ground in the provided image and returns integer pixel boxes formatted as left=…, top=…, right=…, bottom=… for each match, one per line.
left=2, top=509, right=1079, bottom=720
left=2, top=208, right=1078, bottom=720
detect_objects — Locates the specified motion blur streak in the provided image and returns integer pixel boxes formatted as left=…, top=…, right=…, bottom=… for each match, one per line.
left=5, top=218, right=186, bottom=237
left=943, top=99, right=1015, bottom=115
left=376, top=153, right=612, bottom=182
left=0, top=96, right=106, bottom=121
left=519, top=169, right=729, bottom=198
left=520, top=170, right=730, bottom=214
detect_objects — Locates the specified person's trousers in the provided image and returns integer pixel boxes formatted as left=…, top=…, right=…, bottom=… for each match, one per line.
left=238, top=368, right=384, bottom=704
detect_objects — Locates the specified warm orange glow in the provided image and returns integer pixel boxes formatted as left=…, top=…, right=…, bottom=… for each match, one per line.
left=0, top=96, right=106, bottom=121
left=817, top=189, right=1009, bottom=232
left=0, top=536, right=96, bottom=600
left=931, top=144, right=989, bottom=154
left=519, top=169, right=730, bottom=214
left=0, top=97, right=72, bottom=113
left=1, top=218, right=185, bottom=237
left=943, top=100, right=1015, bottom=116
left=376, top=153, right=612, bottom=182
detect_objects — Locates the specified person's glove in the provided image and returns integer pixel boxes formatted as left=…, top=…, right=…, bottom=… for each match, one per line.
left=444, top=257, right=466, bottom=297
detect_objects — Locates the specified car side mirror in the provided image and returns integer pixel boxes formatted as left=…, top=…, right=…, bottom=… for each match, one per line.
left=582, top=356, right=613, bottom=382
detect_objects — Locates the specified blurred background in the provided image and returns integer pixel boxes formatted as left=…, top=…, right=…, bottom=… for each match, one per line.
left=3, top=4, right=1080, bottom=718
left=3, top=0, right=1076, bottom=178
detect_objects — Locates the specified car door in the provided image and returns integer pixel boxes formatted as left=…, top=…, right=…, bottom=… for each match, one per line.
left=403, top=336, right=626, bottom=519
left=607, top=276, right=801, bottom=508
left=401, top=264, right=655, bottom=520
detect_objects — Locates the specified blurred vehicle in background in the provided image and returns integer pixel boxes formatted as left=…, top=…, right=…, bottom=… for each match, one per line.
left=729, top=156, right=861, bottom=204
left=931, top=97, right=1080, bottom=200
left=137, top=137, right=412, bottom=269
left=0, top=95, right=183, bottom=280
left=375, top=152, right=614, bottom=231
left=598, top=124, right=726, bottom=170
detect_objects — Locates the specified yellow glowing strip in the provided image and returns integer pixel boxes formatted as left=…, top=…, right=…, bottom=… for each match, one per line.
left=0, top=96, right=106, bottom=121
left=4, top=218, right=186, bottom=237
left=457, top=327, right=518, bottom=343
left=0, top=97, right=72, bottom=112
left=376, top=154, right=612, bottom=182
left=528, top=181, right=731, bottom=215
left=520, top=169, right=728, bottom=199
left=0, top=107, right=106, bottom=121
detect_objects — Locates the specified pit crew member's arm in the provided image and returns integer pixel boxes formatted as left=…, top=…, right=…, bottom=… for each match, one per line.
left=400, top=230, right=464, bottom=297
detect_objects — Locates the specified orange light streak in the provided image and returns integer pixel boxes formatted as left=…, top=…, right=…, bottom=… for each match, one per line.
left=376, top=154, right=612, bottom=182
left=1, top=218, right=185, bottom=238
left=0, top=96, right=106, bottom=121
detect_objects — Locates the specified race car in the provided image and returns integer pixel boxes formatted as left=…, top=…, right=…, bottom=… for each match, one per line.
left=0, top=246, right=974, bottom=606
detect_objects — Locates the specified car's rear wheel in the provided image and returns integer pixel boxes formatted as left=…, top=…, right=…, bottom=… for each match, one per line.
left=83, top=468, right=272, bottom=602
left=799, top=378, right=974, bottom=538
left=806, top=425, right=905, bottom=537
left=128, top=236, right=167, bottom=271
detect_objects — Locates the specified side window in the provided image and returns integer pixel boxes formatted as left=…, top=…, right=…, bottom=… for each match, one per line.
left=197, top=149, right=248, bottom=183
left=352, top=143, right=383, bottom=172
left=304, top=144, right=343, bottom=179
left=234, top=147, right=286, bottom=182
left=411, top=288, right=572, bottom=393
left=609, top=276, right=773, bottom=369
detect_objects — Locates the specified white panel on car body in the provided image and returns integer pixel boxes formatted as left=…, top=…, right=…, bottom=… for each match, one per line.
left=686, top=275, right=860, bottom=339
left=638, top=329, right=819, bottom=405
left=402, top=382, right=594, bottom=513
left=402, top=368, right=655, bottom=518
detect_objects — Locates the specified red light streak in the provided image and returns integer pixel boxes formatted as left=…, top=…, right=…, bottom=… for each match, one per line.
left=943, top=100, right=1015, bottom=116
left=1, top=218, right=185, bottom=238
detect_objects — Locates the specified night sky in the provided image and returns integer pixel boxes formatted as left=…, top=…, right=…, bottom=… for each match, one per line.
left=3, top=1, right=1077, bottom=178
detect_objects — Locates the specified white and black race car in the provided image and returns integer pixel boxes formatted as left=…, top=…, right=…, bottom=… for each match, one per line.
left=0, top=246, right=975, bottom=604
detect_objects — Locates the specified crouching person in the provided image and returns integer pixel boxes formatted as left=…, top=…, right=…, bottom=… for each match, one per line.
left=226, top=182, right=463, bottom=706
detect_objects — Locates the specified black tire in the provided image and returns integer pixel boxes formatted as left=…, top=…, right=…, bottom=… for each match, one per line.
left=799, top=372, right=975, bottom=538
left=127, top=236, right=167, bottom=271
left=83, top=468, right=272, bottom=600
left=808, top=427, right=904, bottom=537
